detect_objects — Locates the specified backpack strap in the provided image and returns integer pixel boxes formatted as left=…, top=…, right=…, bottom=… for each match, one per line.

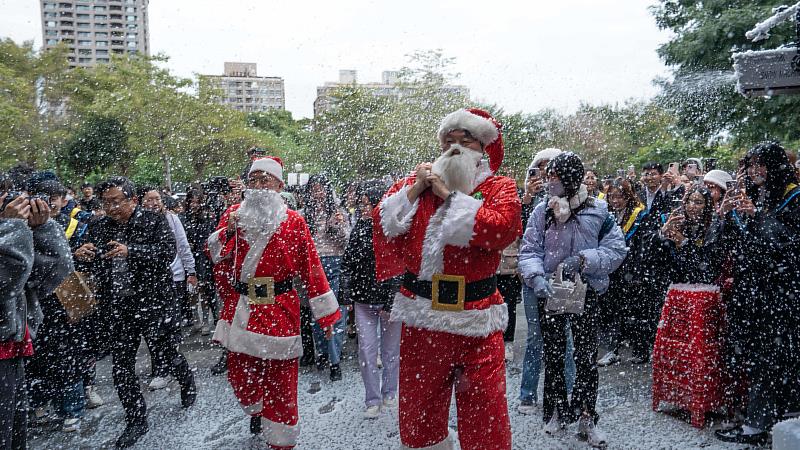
left=776, top=184, right=800, bottom=213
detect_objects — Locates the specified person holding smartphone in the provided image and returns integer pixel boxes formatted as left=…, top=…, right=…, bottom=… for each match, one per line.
left=703, top=170, right=734, bottom=214
left=715, top=142, right=800, bottom=445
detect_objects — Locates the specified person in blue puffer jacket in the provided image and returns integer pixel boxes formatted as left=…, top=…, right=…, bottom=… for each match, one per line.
left=519, top=152, right=627, bottom=448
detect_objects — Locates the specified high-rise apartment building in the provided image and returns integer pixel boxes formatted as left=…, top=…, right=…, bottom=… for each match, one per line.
left=201, top=62, right=286, bottom=113
left=40, top=0, right=150, bottom=68
left=313, top=69, right=470, bottom=116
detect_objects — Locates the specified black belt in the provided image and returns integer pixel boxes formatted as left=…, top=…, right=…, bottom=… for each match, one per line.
left=233, top=278, right=294, bottom=298
left=402, top=272, right=497, bottom=304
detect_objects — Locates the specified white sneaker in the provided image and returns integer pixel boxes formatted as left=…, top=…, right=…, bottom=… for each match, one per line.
left=597, top=350, right=620, bottom=367
left=578, top=414, right=607, bottom=448
left=31, top=407, right=50, bottom=426
left=62, top=417, right=81, bottom=432
left=85, top=386, right=104, bottom=408
left=504, top=342, right=514, bottom=362
left=200, top=324, right=211, bottom=336
left=543, top=411, right=564, bottom=435
left=517, top=399, right=536, bottom=415
left=364, top=405, right=381, bottom=419
left=148, top=376, right=170, bottom=390
left=382, top=397, right=397, bottom=408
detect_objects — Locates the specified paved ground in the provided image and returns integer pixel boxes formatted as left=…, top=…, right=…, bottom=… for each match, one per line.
left=28, top=303, right=747, bottom=449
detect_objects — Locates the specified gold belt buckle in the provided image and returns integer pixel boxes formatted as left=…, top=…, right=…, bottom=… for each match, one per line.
left=431, top=274, right=465, bottom=312
left=248, top=276, right=275, bottom=305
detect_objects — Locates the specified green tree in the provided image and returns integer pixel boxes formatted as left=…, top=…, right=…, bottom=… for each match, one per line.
left=62, top=115, right=129, bottom=180
left=651, top=1, right=800, bottom=147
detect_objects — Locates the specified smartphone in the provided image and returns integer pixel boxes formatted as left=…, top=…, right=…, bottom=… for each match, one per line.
left=668, top=162, right=679, bottom=176
left=671, top=198, right=684, bottom=212
left=528, top=168, right=540, bottom=178
left=705, top=158, right=717, bottom=171
left=616, top=169, right=625, bottom=178
left=725, top=180, right=737, bottom=191
left=686, top=163, right=699, bottom=177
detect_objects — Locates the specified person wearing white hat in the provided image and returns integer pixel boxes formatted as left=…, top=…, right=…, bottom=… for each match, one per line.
left=207, top=156, right=341, bottom=449
left=703, top=169, right=734, bottom=213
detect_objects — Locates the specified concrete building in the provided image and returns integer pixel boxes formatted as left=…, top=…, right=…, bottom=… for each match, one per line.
left=201, top=62, right=285, bottom=113
left=313, top=69, right=470, bottom=116
left=40, top=0, right=150, bottom=68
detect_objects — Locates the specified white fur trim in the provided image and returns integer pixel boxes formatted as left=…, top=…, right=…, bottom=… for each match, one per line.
left=217, top=296, right=303, bottom=360
left=437, top=109, right=498, bottom=146
left=440, top=192, right=481, bottom=248
left=248, top=157, right=283, bottom=182
left=308, top=290, right=339, bottom=320
left=390, top=292, right=508, bottom=338
left=380, top=186, right=419, bottom=238
left=531, top=148, right=563, bottom=170
left=400, top=429, right=456, bottom=450
left=240, top=401, right=263, bottom=415
left=473, top=161, right=492, bottom=188
left=418, top=203, right=449, bottom=281
left=263, top=417, right=300, bottom=448
left=667, top=283, right=721, bottom=293
left=207, top=228, right=226, bottom=264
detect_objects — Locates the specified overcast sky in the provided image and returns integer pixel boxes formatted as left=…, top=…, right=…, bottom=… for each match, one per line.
left=1, top=0, right=673, bottom=119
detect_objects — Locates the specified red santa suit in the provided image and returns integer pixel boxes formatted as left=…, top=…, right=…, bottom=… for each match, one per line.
left=373, top=109, right=522, bottom=450
left=208, top=158, right=341, bottom=450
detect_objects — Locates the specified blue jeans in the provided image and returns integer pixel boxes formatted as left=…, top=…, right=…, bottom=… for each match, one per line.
left=312, top=256, right=347, bottom=365
left=519, top=285, right=575, bottom=402
left=61, top=380, right=85, bottom=419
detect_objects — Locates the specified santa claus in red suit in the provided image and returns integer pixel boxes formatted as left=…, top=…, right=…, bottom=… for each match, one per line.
left=207, top=156, right=341, bottom=450
left=373, top=108, right=522, bottom=450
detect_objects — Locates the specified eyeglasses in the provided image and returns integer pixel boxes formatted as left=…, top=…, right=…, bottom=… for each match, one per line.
left=101, top=197, right=130, bottom=209
left=248, top=175, right=274, bottom=186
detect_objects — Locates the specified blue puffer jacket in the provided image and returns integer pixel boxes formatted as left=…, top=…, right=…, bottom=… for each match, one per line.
left=519, top=198, right=628, bottom=295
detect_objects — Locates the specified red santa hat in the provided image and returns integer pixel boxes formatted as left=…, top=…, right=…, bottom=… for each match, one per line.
left=437, top=108, right=504, bottom=173
left=248, top=156, right=284, bottom=183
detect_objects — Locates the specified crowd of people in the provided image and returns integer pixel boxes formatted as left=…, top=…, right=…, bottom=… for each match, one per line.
left=1, top=107, right=799, bottom=449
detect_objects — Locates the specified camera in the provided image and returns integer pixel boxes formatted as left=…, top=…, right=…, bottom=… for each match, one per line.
left=206, top=176, right=231, bottom=195
left=1, top=191, right=22, bottom=211
left=528, top=168, right=540, bottom=178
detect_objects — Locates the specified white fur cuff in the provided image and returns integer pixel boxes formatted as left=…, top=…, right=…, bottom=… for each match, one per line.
left=390, top=292, right=508, bottom=337
left=380, top=186, right=418, bottom=238
left=207, top=228, right=226, bottom=264
left=401, top=430, right=456, bottom=450
left=308, top=290, right=339, bottom=320
left=263, top=417, right=300, bottom=448
left=440, top=192, right=481, bottom=247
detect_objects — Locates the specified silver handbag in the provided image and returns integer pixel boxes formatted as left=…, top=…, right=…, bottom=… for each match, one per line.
left=544, top=263, right=587, bottom=316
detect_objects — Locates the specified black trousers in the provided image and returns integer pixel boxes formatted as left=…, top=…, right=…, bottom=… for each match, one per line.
left=146, top=283, right=184, bottom=378
left=0, top=356, right=26, bottom=450
left=628, top=283, right=664, bottom=360
left=300, top=303, right=315, bottom=359
left=539, top=289, right=599, bottom=424
left=497, top=274, right=520, bottom=342
left=107, top=296, right=192, bottom=424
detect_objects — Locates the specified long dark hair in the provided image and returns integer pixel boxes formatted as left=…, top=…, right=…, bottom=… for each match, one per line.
left=682, top=185, right=714, bottom=236
left=303, top=174, right=337, bottom=235
left=744, top=142, right=797, bottom=210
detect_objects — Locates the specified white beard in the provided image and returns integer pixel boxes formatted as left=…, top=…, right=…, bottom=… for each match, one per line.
left=238, top=189, right=288, bottom=245
left=431, top=144, right=483, bottom=195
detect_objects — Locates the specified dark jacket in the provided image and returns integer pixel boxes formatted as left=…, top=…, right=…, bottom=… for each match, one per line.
left=78, top=207, right=176, bottom=304
left=643, top=218, right=725, bottom=285
left=723, top=186, right=800, bottom=366
left=338, top=217, right=400, bottom=309
left=180, top=210, right=216, bottom=283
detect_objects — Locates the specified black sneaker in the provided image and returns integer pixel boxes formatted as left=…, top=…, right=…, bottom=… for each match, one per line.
left=250, top=416, right=262, bottom=435
left=330, top=364, right=342, bottom=382
left=210, top=351, right=228, bottom=375
left=714, top=426, right=770, bottom=445
left=299, top=353, right=315, bottom=367
left=180, top=372, right=197, bottom=409
left=115, top=420, right=148, bottom=448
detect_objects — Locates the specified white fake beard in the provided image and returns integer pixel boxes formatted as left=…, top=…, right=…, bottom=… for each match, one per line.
left=431, top=144, right=483, bottom=195
left=237, top=189, right=288, bottom=244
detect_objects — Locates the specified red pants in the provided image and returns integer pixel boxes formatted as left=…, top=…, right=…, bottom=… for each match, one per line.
left=228, top=352, right=299, bottom=449
left=398, top=326, right=511, bottom=450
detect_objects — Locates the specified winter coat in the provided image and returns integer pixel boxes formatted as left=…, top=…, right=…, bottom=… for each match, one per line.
left=723, top=186, right=800, bottom=366
left=78, top=206, right=176, bottom=304
left=642, top=218, right=725, bottom=286
left=181, top=210, right=216, bottom=284
left=519, top=198, right=628, bottom=295
left=339, top=217, right=400, bottom=309
left=0, top=219, right=73, bottom=344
